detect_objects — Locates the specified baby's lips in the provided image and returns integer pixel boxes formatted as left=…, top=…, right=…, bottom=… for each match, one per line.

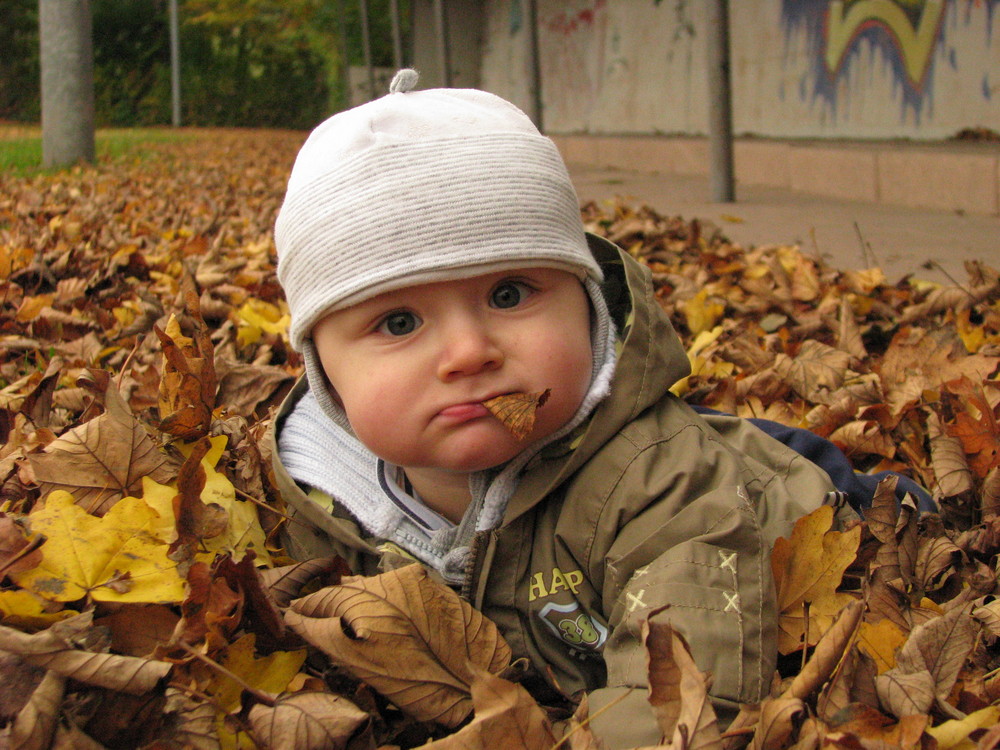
left=482, top=389, right=551, bottom=440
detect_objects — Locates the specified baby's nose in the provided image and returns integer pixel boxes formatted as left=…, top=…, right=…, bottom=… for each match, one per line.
left=436, top=321, right=504, bottom=380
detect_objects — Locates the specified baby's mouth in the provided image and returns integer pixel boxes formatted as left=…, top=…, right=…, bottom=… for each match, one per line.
left=481, top=389, right=551, bottom=440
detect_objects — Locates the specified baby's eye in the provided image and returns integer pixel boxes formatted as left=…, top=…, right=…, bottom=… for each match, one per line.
left=377, top=311, right=421, bottom=336
left=490, top=281, right=532, bottom=309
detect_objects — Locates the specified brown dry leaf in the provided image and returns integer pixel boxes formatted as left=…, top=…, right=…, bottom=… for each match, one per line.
left=482, top=389, right=551, bottom=440
left=972, top=596, right=1000, bottom=637
left=27, top=370, right=181, bottom=516
left=214, top=356, right=294, bottom=418
left=551, top=695, right=601, bottom=750
left=168, top=438, right=221, bottom=572
left=247, top=691, right=369, bottom=750
left=982, top=466, right=1000, bottom=516
left=257, top=556, right=351, bottom=608
left=876, top=604, right=978, bottom=717
left=826, top=705, right=928, bottom=749
left=927, top=409, right=976, bottom=497
left=8, top=670, right=65, bottom=750
left=914, top=533, right=961, bottom=594
left=747, top=696, right=806, bottom=750
left=161, top=688, right=221, bottom=749
left=875, top=667, right=936, bottom=717
left=828, top=419, right=897, bottom=459
left=0, top=514, right=42, bottom=578
left=155, top=288, right=217, bottom=440
left=945, top=380, right=1000, bottom=478
left=879, top=327, right=998, bottom=416
left=815, top=644, right=876, bottom=722
left=50, top=722, right=109, bottom=750
left=416, top=667, right=558, bottom=749
left=783, top=599, right=863, bottom=701
left=863, top=476, right=919, bottom=590
left=771, top=505, right=861, bottom=654
left=284, top=564, right=512, bottom=727
left=643, top=612, right=721, bottom=749
left=171, top=560, right=243, bottom=651
left=96, top=604, right=181, bottom=658
left=0, top=612, right=171, bottom=694
left=773, top=340, right=854, bottom=404
left=836, top=296, right=868, bottom=360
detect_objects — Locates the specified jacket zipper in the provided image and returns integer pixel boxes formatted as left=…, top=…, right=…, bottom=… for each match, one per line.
left=459, top=530, right=495, bottom=605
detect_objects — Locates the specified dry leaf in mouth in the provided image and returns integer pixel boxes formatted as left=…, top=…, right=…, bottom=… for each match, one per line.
left=482, top=389, right=551, bottom=440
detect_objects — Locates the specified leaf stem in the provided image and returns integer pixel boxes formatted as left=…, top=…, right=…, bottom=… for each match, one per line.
left=176, top=641, right=276, bottom=707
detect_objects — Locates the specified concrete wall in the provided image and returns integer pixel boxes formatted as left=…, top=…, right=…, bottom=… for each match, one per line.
left=411, top=0, right=483, bottom=90
left=467, top=0, right=1000, bottom=140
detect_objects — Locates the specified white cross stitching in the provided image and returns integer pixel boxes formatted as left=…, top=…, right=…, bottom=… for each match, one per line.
left=633, top=564, right=650, bottom=578
left=719, top=551, right=737, bottom=573
left=626, top=590, right=647, bottom=613
left=724, top=591, right=740, bottom=612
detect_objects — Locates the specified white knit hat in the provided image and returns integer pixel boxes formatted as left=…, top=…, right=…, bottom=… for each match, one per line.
left=274, top=68, right=602, bottom=352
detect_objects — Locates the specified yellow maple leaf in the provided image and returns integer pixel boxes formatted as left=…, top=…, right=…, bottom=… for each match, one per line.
left=0, top=589, right=79, bottom=630
left=12, top=491, right=186, bottom=604
left=856, top=618, right=907, bottom=674
left=682, top=289, right=726, bottom=336
left=771, top=505, right=861, bottom=654
left=236, top=298, right=290, bottom=346
left=207, top=633, right=307, bottom=712
left=198, top=633, right=307, bottom=750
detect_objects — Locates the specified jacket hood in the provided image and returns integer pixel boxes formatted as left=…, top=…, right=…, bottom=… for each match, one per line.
left=503, top=234, right=692, bottom=521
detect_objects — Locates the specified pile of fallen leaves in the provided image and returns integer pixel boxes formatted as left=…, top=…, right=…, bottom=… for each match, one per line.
left=0, top=127, right=998, bottom=749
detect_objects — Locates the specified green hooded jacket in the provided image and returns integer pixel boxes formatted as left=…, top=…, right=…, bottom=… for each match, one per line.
left=267, top=235, right=844, bottom=747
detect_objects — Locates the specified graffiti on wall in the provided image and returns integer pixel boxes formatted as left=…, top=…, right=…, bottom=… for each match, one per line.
left=825, top=0, right=945, bottom=89
left=782, top=0, right=997, bottom=118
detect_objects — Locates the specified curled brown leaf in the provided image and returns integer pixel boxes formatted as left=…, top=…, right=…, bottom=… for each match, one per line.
left=284, top=564, right=511, bottom=727
left=482, top=389, right=551, bottom=440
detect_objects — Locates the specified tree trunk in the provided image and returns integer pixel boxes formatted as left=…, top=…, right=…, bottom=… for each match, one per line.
left=39, top=0, right=95, bottom=168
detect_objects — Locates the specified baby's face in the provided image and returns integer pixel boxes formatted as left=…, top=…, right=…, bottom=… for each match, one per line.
left=311, top=267, right=593, bottom=475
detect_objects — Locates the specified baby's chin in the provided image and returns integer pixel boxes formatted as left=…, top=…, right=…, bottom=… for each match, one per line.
left=399, top=438, right=529, bottom=475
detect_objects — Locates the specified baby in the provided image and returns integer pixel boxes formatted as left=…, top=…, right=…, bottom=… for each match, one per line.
left=270, top=68, right=848, bottom=747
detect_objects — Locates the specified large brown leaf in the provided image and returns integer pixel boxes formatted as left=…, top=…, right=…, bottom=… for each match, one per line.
left=784, top=599, right=863, bottom=702
left=27, top=370, right=181, bottom=516
left=415, top=668, right=559, bottom=749
left=643, top=612, right=721, bottom=749
left=284, top=564, right=511, bottom=727
left=247, top=691, right=369, bottom=750
left=0, top=612, right=171, bottom=694
left=875, top=604, right=978, bottom=717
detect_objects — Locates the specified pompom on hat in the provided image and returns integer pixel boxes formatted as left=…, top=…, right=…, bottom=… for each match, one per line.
left=274, top=68, right=602, bottom=352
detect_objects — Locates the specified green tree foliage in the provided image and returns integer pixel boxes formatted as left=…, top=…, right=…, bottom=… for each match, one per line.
left=0, top=0, right=40, bottom=121
left=1, top=0, right=410, bottom=129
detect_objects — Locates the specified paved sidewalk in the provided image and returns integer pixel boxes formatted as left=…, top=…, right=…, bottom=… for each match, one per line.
left=568, top=165, right=1000, bottom=286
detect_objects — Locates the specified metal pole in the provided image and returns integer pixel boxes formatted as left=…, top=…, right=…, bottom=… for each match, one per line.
left=389, top=0, right=404, bottom=69
left=359, top=0, right=375, bottom=100
left=169, top=0, right=181, bottom=126
left=527, top=0, right=543, bottom=129
left=433, top=0, right=451, bottom=87
left=706, top=0, right=735, bottom=202
left=40, top=0, right=95, bottom=167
